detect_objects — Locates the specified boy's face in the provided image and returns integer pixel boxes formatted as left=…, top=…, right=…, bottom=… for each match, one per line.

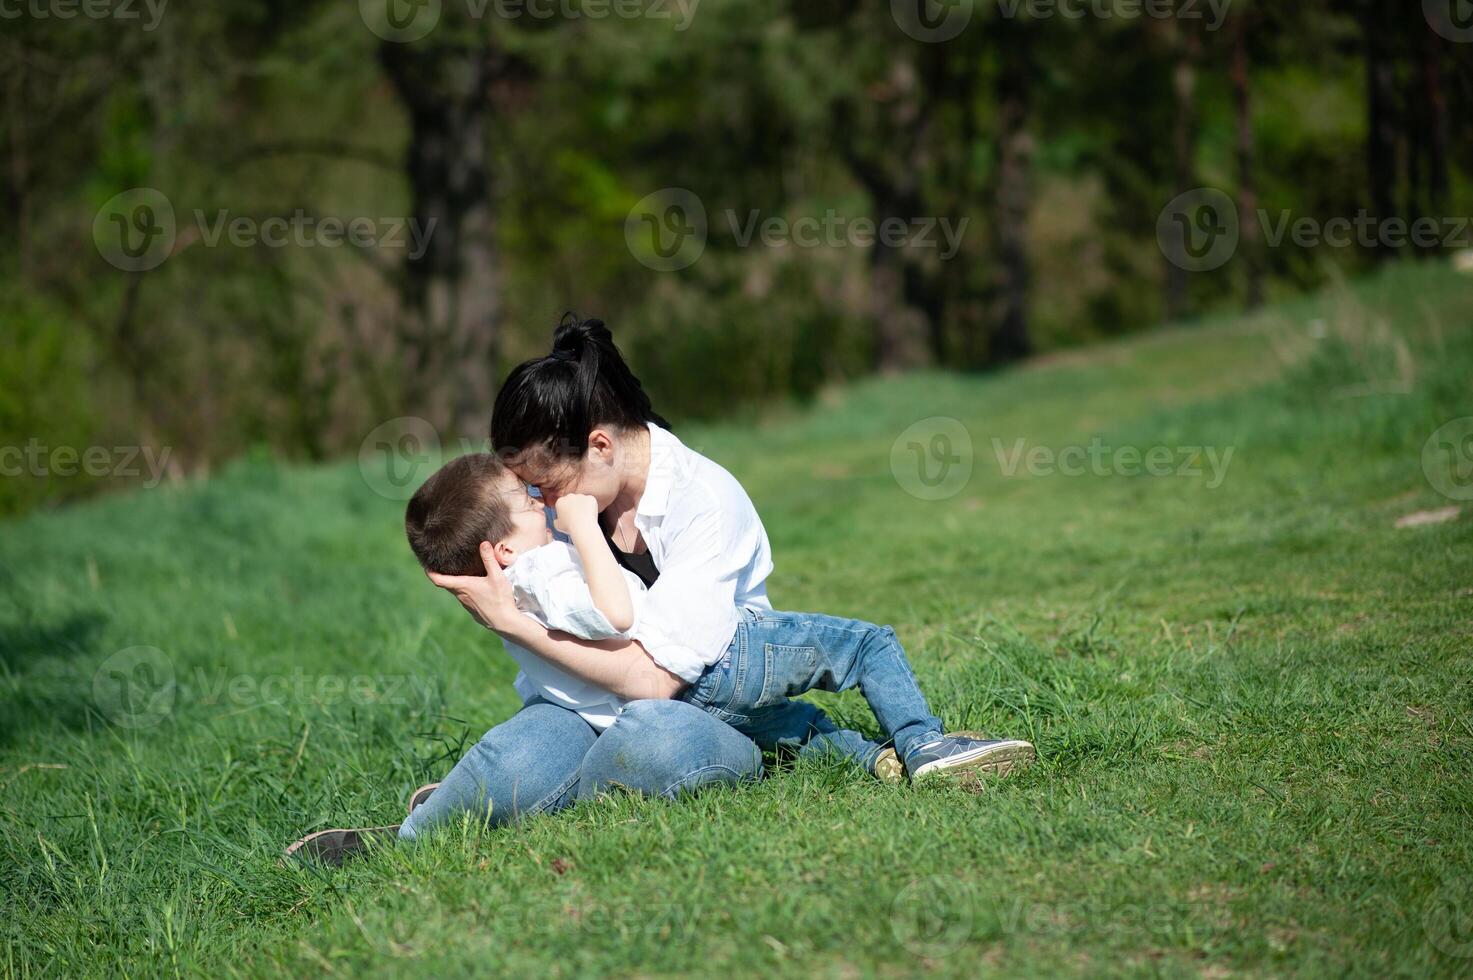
left=489, top=473, right=552, bottom=568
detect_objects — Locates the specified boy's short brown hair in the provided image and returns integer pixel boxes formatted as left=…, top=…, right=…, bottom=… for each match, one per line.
left=405, top=453, right=516, bottom=576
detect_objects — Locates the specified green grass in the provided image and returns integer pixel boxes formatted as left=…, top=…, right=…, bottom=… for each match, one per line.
left=3, top=261, right=1472, bottom=977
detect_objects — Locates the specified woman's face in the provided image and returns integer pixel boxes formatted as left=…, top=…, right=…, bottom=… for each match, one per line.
left=512, top=429, right=623, bottom=511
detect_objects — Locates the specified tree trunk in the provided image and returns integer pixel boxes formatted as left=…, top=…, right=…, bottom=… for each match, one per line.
left=1230, top=15, right=1263, bottom=309
left=989, top=16, right=1034, bottom=363
left=1165, top=18, right=1201, bottom=322
left=1418, top=25, right=1450, bottom=243
left=1363, top=4, right=1399, bottom=260
left=836, top=57, right=937, bottom=374
left=380, top=37, right=502, bottom=440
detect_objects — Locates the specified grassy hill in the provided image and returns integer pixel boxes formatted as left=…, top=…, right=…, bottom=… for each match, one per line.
left=2, top=262, right=1471, bottom=977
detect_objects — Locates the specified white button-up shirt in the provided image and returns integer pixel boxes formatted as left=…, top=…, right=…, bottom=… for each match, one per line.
left=502, top=540, right=649, bottom=730
left=622, top=422, right=775, bottom=683
left=537, top=421, right=775, bottom=691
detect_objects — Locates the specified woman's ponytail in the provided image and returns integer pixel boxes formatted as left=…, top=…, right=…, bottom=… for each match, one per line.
left=491, top=313, right=669, bottom=465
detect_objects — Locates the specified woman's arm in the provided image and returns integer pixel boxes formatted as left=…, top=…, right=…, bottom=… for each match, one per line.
left=496, top=615, right=683, bottom=701
left=426, top=543, right=683, bottom=701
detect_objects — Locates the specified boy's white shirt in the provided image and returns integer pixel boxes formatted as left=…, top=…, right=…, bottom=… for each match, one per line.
left=500, top=539, right=647, bottom=731
left=499, top=422, right=776, bottom=730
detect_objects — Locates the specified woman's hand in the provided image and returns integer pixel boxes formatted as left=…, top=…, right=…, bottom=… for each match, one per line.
left=426, top=542, right=520, bottom=632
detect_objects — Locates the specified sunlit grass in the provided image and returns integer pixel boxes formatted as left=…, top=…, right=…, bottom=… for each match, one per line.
left=2, top=261, right=1470, bottom=976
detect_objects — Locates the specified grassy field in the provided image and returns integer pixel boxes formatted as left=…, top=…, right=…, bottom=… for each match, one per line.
left=2, top=262, right=1471, bottom=977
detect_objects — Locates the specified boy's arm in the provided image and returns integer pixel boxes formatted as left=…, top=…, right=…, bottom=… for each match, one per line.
left=553, top=494, right=635, bottom=633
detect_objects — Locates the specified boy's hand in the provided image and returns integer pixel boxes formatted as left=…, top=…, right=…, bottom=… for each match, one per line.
left=552, top=494, right=600, bottom=537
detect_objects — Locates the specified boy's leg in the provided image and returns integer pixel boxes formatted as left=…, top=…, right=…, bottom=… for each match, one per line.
left=737, top=697, right=886, bottom=775
left=398, top=697, right=597, bottom=841
left=732, top=609, right=945, bottom=762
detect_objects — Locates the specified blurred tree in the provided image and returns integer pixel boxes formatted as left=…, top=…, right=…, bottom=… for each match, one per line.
left=379, top=16, right=531, bottom=439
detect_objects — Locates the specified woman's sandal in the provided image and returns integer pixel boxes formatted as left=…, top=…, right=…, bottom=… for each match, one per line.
left=282, top=826, right=400, bottom=866
left=407, top=782, right=440, bottom=816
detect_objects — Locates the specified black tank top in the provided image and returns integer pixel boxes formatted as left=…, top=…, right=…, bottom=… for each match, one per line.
left=603, top=526, right=660, bottom=588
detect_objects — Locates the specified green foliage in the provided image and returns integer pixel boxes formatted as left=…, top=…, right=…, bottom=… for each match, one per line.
left=0, top=291, right=99, bottom=517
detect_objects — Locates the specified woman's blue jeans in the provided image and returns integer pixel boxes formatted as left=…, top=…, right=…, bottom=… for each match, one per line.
left=398, top=698, right=764, bottom=840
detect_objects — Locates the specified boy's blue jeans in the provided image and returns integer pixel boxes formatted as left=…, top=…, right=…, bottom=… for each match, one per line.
left=679, top=607, right=945, bottom=771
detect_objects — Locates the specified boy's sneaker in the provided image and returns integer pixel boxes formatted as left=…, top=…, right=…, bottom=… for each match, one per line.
left=903, top=736, right=1036, bottom=780
left=283, top=826, right=399, bottom=867
left=873, top=748, right=906, bottom=784
left=407, top=782, right=440, bottom=816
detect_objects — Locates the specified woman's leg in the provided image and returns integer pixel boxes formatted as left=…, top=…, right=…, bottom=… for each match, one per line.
left=399, top=698, right=598, bottom=840
left=577, top=700, right=764, bottom=801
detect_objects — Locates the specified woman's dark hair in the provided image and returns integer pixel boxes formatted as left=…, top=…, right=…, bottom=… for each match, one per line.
left=491, top=314, right=670, bottom=471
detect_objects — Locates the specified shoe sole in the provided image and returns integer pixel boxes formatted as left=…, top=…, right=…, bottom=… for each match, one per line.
left=909, top=740, right=1036, bottom=780
left=283, top=826, right=399, bottom=866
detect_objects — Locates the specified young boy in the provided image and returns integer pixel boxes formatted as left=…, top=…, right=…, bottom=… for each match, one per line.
left=405, top=452, right=1035, bottom=782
